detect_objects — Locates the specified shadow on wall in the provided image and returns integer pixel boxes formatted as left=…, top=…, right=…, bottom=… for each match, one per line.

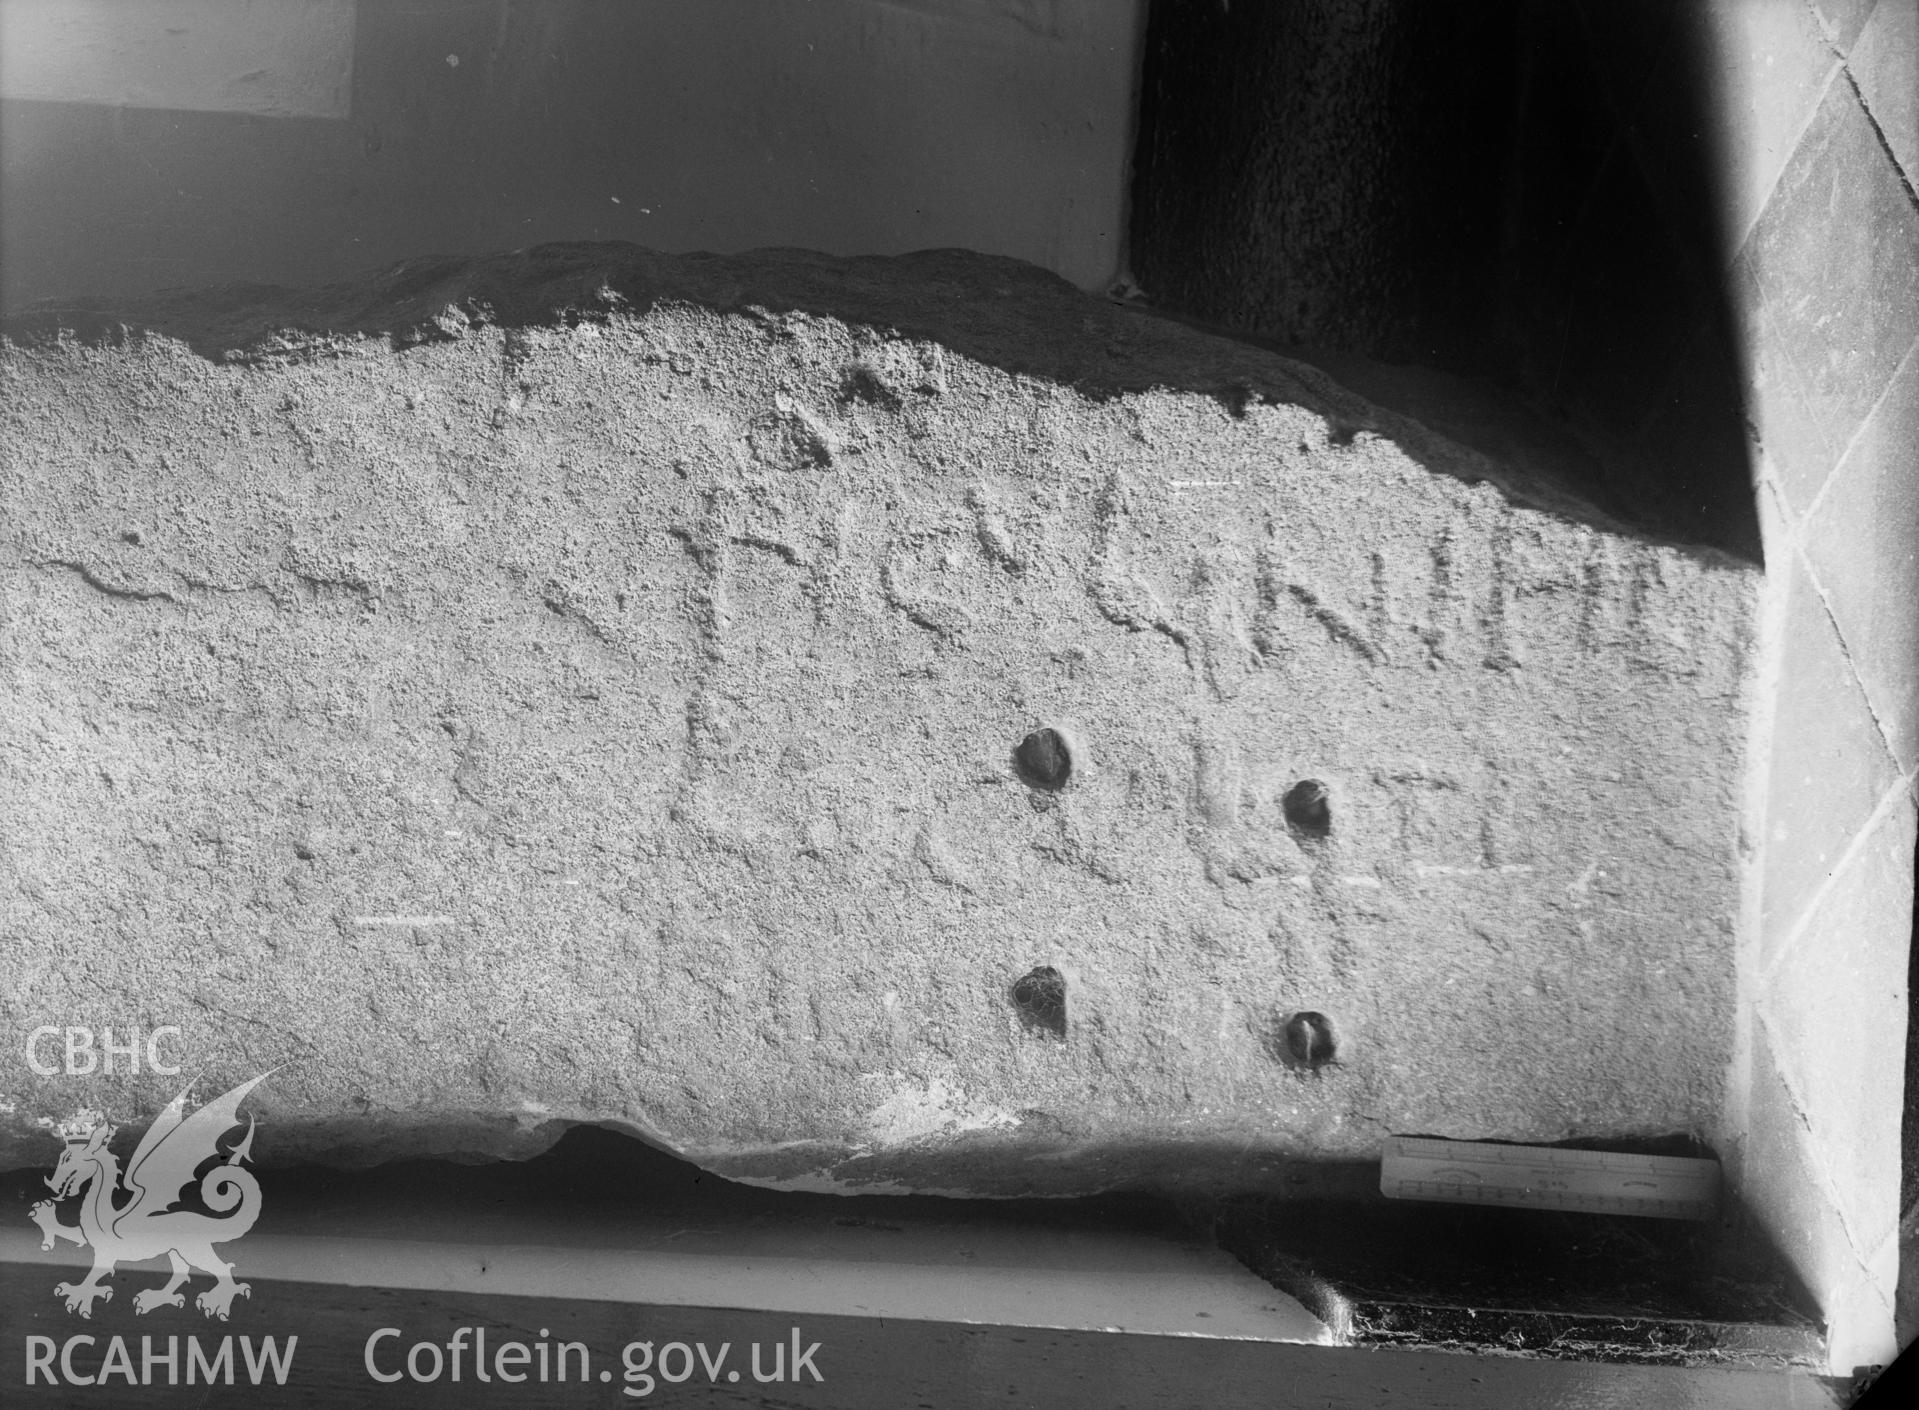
left=0, top=239, right=1667, bottom=543
left=1129, top=0, right=1756, bottom=562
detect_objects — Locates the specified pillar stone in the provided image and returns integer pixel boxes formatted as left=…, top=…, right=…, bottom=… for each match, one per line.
left=0, top=244, right=1756, bottom=1193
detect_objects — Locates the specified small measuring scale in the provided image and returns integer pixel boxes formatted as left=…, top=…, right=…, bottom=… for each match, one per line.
left=1380, top=1136, right=1720, bottom=1220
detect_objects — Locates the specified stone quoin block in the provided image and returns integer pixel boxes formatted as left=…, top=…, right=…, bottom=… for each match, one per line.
left=0, top=245, right=1757, bottom=1192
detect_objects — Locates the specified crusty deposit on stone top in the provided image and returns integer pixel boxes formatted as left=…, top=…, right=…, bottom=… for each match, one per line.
left=0, top=244, right=1757, bottom=1194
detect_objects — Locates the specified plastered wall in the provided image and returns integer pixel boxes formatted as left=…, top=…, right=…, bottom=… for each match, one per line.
left=0, top=0, right=1143, bottom=310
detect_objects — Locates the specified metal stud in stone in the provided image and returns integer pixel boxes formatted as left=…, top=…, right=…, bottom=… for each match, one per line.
left=1014, top=728, right=1072, bottom=791
left=1012, top=965, right=1067, bottom=1038
left=1284, top=1010, right=1336, bottom=1071
left=1282, top=779, right=1331, bottom=837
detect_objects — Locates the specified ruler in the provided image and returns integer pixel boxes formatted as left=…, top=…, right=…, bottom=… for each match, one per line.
left=1379, top=1136, right=1720, bottom=1220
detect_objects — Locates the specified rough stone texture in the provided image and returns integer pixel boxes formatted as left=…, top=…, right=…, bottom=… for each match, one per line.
left=0, top=244, right=1757, bottom=1194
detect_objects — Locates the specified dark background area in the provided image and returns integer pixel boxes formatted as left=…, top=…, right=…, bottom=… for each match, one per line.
left=0, top=1, right=1139, bottom=316
left=1128, top=0, right=1757, bottom=561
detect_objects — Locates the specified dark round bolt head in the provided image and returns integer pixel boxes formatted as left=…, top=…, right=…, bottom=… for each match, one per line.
left=1282, top=779, right=1331, bottom=836
left=1284, top=1011, right=1336, bottom=1069
left=1014, top=728, right=1072, bottom=791
left=1012, top=965, right=1067, bottom=1038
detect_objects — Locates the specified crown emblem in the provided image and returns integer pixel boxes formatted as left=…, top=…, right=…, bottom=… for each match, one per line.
left=51, top=1109, right=108, bottom=1144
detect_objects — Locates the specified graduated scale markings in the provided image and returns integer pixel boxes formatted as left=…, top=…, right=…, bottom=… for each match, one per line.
left=1379, top=1136, right=1721, bottom=1220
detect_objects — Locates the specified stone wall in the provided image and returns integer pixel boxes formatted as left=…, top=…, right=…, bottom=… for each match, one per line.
left=1704, top=0, right=1918, bottom=1374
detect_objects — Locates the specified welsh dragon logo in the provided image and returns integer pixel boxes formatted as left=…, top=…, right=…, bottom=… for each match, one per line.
left=30, top=1072, right=271, bottom=1320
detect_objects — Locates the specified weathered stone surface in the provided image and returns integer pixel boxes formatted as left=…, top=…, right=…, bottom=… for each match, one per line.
left=0, top=244, right=1757, bottom=1193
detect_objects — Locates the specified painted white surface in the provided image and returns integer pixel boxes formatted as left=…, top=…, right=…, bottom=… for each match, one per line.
left=1696, top=0, right=1841, bottom=258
